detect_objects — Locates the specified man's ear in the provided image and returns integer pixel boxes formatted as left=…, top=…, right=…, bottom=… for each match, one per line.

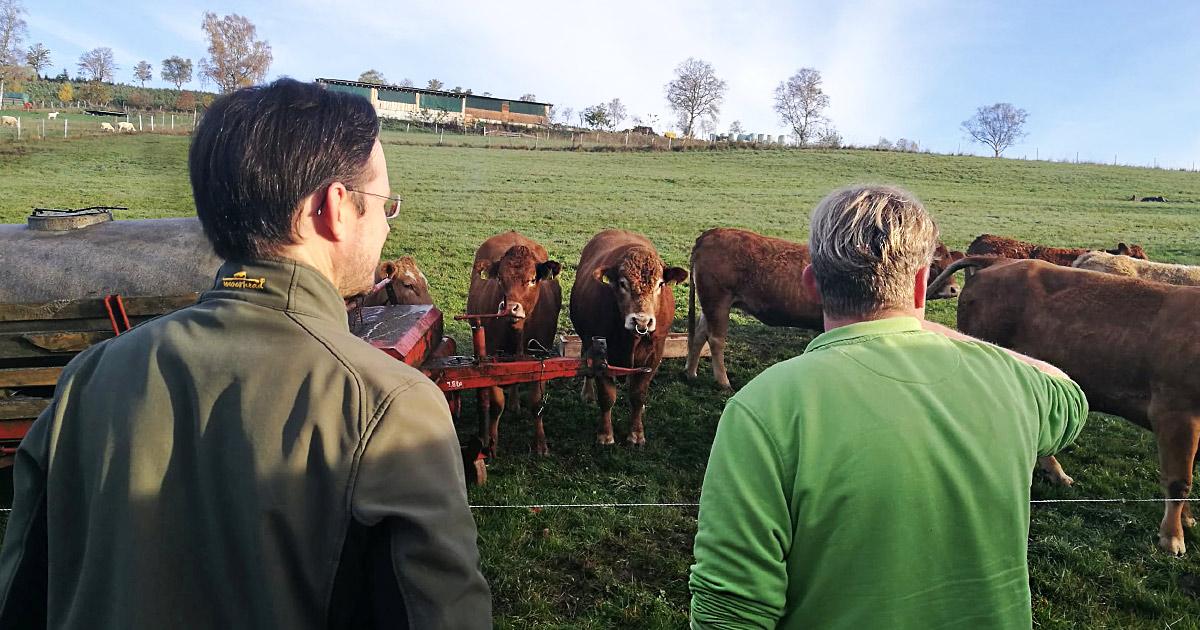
left=913, top=266, right=929, bottom=309
left=801, top=265, right=823, bottom=305
left=314, top=183, right=354, bottom=242
left=592, top=266, right=611, bottom=284
left=663, top=266, right=688, bottom=285
left=537, top=260, right=562, bottom=279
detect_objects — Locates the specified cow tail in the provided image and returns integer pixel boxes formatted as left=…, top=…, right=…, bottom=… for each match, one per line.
left=926, top=256, right=1004, bottom=296
left=687, top=256, right=696, bottom=345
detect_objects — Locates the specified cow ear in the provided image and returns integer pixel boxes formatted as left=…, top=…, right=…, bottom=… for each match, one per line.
left=663, top=266, right=688, bottom=285
left=593, top=266, right=611, bottom=284
left=537, top=260, right=562, bottom=279
left=472, top=259, right=492, bottom=279
left=1116, top=243, right=1130, bottom=254
left=378, top=261, right=397, bottom=279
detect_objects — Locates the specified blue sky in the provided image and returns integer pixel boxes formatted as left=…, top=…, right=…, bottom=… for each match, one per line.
left=20, top=0, right=1200, bottom=167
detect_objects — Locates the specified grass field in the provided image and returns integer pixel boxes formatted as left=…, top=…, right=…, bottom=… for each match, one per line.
left=2, top=133, right=1200, bottom=627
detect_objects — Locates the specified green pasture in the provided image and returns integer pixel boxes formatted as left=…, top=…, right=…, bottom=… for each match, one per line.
left=2, top=134, right=1199, bottom=628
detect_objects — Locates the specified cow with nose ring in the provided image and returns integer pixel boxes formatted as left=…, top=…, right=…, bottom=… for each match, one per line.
left=570, top=229, right=688, bottom=446
left=466, top=231, right=563, bottom=455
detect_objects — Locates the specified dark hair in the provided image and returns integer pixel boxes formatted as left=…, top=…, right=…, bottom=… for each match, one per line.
left=189, top=78, right=379, bottom=261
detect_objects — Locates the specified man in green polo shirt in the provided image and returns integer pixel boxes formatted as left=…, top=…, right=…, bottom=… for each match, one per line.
left=689, top=185, right=1087, bottom=629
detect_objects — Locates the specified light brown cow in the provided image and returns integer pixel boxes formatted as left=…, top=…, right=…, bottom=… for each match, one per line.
left=569, top=229, right=687, bottom=446
left=1073, top=251, right=1200, bottom=287
left=351, top=256, right=433, bottom=307
left=684, top=228, right=965, bottom=390
left=466, top=232, right=562, bottom=455
left=928, top=256, right=1200, bottom=555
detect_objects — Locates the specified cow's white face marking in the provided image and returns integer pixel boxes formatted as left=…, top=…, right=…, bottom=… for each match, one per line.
left=404, top=270, right=416, bottom=280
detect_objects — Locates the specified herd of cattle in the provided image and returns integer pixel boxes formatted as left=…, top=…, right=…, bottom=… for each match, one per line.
left=357, top=227, right=1199, bottom=555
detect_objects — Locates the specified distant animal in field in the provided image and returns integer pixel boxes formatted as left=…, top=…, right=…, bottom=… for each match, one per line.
left=1073, top=251, right=1200, bottom=287
left=99, top=122, right=115, bottom=132
left=47, top=112, right=59, bottom=120
left=117, top=121, right=136, bottom=132
left=1, top=116, right=16, bottom=127
left=1140, top=196, right=1167, bottom=202
left=966, top=234, right=1147, bottom=267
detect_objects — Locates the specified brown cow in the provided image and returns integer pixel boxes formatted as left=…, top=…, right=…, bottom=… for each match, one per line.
left=966, top=233, right=1148, bottom=266
left=357, top=256, right=433, bottom=306
left=466, top=232, right=562, bottom=455
left=569, top=229, right=687, bottom=446
left=928, top=256, right=1200, bottom=555
left=684, top=228, right=965, bottom=390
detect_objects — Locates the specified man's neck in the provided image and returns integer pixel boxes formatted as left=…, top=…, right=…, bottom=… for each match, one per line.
left=822, top=307, right=923, bottom=332
left=273, top=245, right=339, bottom=291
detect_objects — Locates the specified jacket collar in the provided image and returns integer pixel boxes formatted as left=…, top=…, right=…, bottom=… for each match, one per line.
left=200, top=258, right=349, bottom=330
left=805, top=316, right=923, bottom=353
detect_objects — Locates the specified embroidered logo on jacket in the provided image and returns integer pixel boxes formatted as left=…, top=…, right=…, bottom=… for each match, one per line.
left=222, top=270, right=266, bottom=290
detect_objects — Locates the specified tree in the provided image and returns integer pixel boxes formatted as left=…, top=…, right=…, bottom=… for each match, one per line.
left=728, top=120, right=743, bottom=136
left=816, top=125, right=841, bottom=148
left=53, top=67, right=67, bottom=81
left=774, top=68, right=830, bottom=147
left=161, top=56, right=193, bottom=89
left=358, top=69, right=386, bottom=84
left=176, top=90, right=196, bottom=110
left=664, top=57, right=726, bottom=138
left=519, top=93, right=536, bottom=102
left=876, top=137, right=893, bottom=151
left=0, top=0, right=27, bottom=71
left=199, top=12, right=272, bottom=93
left=582, top=103, right=609, bottom=130
left=128, top=89, right=150, bottom=109
left=24, top=42, right=47, bottom=76
left=895, top=138, right=918, bottom=152
left=397, top=78, right=413, bottom=87
left=554, top=106, right=574, bottom=126
left=78, top=47, right=116, bottom=82
left=133, top=60, right=152, bottom=87
left=56, top=81, right=72, bottom=102
left=962, top=103, right=1028, bottom=157
left=426, top=78, right=443, bottom=90
left=78, top=81, right=112, bottom=104
left=606, top=98, right=626, bottom=131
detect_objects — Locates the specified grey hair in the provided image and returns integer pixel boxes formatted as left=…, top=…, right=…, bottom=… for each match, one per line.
left=808, top=184, right=939, bottom=317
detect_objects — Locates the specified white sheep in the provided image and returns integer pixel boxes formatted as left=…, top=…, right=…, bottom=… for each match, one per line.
left=1, top=116, right=17, bottom=127
left=100, top=122, right=116, bottom=132
left=47, top=112, right=59, bottom=120
left=117, top=121, right=136, bottom=132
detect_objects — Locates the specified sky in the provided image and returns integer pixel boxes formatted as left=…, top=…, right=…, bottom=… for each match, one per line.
left=17, top=0, right=1200, bottom=168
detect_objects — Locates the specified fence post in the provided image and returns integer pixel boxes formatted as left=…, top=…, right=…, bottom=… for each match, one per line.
left=16, top=117, right=20, bottom=140
left=64, top=118, right=68, bottom=137
left=150, top=115, right=155, bottom=132
left=172, top=114, right=175, bottom=130
left=138, top=113, right=143, bottom=131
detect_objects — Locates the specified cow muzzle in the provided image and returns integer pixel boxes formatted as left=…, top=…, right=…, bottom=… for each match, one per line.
left=497, top=300, right=526, bottom=320
left=625, top=313, right=655, bottom=336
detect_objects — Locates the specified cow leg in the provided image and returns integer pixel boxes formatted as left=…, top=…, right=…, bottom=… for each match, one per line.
left=684, top=312, right=710, bottom=380
left=508, top=384, right=522, bottom=413
left=581, top=376, right=596, bottom=403
left=626, top=371, right=654, bottom=446
left=1152, top=412, right=1200, bottom=556
left=1037, top=455, right=1074, bottom=486
left=530, top=380, right=549, bottom=456
left=487, top=385, right=505, bottom=457
left=595, top=375, right=617, bottom=446
left=704, top=300, right=734, bottom=391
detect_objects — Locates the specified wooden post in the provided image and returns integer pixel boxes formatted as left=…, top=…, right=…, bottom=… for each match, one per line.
left=16, top=117, right=20, bottom=140
left=138, top=113, right=143, bottom=131
left=150, top=115, right=155, bottom=132
left=64, top=118, right=68, bottom=137
left=171, top=114, right=175, bottom=130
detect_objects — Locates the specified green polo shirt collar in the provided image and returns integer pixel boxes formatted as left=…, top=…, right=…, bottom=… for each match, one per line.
left=804, top=316, right=923, bottom=353
left=200, top=258, right=349, bottom=330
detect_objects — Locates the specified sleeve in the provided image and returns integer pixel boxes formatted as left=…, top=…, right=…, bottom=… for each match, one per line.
left=350, top=379, right=492, bottom=630
left=689, top=399, right=792, bottom=630
left=0, top=401, right=53, bottom=629
left=1011, top=361, right=1088, bottom=457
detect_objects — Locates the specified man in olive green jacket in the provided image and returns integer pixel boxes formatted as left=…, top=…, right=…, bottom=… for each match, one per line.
left=0, top=79, right=491, bottom=629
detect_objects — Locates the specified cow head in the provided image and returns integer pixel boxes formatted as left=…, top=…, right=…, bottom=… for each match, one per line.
left=927, top=243, right=966, bottom=299
left=1111, top=242, right=1149, bottom=260
left=593, top=247, right=688, bottom=336
left=475, top=245, right=561, bottom=329
left=374, top=256, right=432, bottom=305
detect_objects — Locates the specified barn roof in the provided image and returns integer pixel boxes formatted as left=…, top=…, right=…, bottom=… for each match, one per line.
left=315, top=78, right=553, bottom=108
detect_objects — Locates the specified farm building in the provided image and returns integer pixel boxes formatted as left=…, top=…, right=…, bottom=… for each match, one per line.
left=316, top=78, right=552, bottom=128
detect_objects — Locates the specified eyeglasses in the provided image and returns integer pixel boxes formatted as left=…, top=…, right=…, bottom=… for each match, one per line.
left=346, top=188, right=403, bottom=220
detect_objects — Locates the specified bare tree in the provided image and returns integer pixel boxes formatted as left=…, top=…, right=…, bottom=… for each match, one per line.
left=774, top=68, right=830, bottom=147
left=24, top=42, right=47, bottom=76
left=876, top=137, right=893, bottom=151
left=817, top=125, right=842, bottom=148
left=161, top=56, right=193, bottom=88
left=0, top=0, right=26, bottom=69
left=78, top=47, right=116, bottom=82
left=962, top=103, right=1028, bottom=157
left=397, top=78, right=414, bottom=87
left=134, top=60, right=153, bottom=87
left=199, top=12, right=273, bottom=93
left=358, top=69, right=386, bottom=84
left=664, top=57, right=726, bottom=137
left=555, top=106, right=574, bottom=126
left=519, top=93, right=537, bottom=102
left=426, top=78, right=443, bottom=90
left=728, top=120, right=743, bottom=136
left=606, top=98, right=626, bottom=130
